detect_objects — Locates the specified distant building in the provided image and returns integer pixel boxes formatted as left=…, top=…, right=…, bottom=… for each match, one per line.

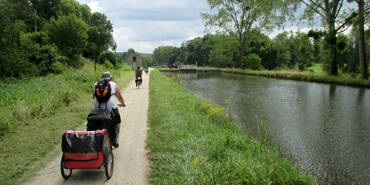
left=125, top=50, right=144, bottom=70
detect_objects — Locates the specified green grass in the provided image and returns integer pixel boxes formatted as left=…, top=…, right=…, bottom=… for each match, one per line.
left=147, top=70, right=316, bottom=185
left=0, top=63, right=133, bottom=137
left=0, top=64, right=134, bottom=185
left=221, top=68, right=370, bottom=88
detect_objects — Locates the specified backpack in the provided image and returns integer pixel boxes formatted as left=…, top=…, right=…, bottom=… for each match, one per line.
left=94, top=80, right=112, bottom=103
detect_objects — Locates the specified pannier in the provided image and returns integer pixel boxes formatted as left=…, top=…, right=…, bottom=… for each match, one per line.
left=87, top=108, right=113, bottom=131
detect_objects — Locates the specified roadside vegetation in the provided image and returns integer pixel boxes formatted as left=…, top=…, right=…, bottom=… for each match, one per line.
left=147, top=70, right=316, bottom=185
left=0, top=63, right=134, bottom=185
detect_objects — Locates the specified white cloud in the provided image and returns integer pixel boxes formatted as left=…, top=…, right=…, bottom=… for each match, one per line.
left=87, top=1, right=102, bottom=12
left=268, top=26, right=317, bottom=38
left=77, top=0, right=210, bottom=53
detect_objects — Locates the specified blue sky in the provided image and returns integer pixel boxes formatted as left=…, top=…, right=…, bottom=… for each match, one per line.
left=77, top=0, right=356, bottom=53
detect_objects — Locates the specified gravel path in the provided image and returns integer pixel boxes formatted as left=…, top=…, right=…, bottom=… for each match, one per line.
left=25, top=71, right=150, bottom=185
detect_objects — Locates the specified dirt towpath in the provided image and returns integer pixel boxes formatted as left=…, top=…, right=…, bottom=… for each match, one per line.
left=25, top=71, right=150, bottom=185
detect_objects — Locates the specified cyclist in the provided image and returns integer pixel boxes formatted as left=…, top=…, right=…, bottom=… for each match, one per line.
left=92, top=72, right=125, bottom=148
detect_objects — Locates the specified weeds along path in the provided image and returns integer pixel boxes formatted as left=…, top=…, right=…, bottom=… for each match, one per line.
left=25, top=71, right=150, bottom=185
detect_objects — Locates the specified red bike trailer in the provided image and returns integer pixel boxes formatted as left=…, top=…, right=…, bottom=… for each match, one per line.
left=60, top=130, right=114, bottom=180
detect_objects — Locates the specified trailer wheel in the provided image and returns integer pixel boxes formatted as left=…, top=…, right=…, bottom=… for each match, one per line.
left=60, top=156, right=72, bottom=180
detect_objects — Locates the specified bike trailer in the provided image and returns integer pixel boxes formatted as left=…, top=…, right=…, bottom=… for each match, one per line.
left=61, top=130, right=111, bottom=169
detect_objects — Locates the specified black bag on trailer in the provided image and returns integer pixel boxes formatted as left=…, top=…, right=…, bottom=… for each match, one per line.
left=61, top=130, right=111, bottom=169
left=87, top=108, right=113, bottom=131
left=61, top=130, right=105, bottom=156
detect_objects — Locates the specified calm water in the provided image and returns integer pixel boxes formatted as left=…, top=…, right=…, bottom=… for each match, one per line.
left=163, top=71, right=370, bottom=185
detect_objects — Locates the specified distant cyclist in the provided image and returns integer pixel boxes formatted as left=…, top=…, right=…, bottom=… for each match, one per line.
left=144, top=65, right=149, bottom=74
left=135, top=66, right=143, bottom=87
left=92, top=72, right=125, bottom=148
left=136, top=66, right=142, bottom=79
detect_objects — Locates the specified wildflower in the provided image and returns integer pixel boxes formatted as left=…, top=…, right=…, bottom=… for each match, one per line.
left=225, top=98, right=231, bottom=105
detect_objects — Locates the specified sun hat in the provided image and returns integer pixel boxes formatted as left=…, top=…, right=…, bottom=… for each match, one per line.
left=100, top=72, right=112, bottom=80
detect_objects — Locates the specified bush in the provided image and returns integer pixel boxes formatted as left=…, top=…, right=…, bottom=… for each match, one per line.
left=98, top=50, right=117, bottom=66
left=50, top=61, right=66, bottom=74
left=103, top=60, right=114, bottom=69
left=245, top=54, right=263, bottom=70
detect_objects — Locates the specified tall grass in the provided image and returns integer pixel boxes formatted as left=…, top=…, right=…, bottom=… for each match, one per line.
left=147, top=70, right=316, bottom=185
left=0, top=62, right=132, bottom=137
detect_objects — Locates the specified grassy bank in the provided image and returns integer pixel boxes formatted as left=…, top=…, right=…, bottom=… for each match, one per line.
left=158, top=66, right=370, bottom=88
left=0, top=64, right=134, bottom=185
left=222, top=68, right=370, bottom=88
left=147, top=70, right=316, bottom=184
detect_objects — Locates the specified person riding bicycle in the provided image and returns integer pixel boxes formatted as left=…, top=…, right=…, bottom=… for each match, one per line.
left=144, top=65, right=149, bottom=73
left=92, top=72, right=125, bottom=148
left=135, top=66, right=142, bottom=87
left=136, top=66, right=142, bottom=79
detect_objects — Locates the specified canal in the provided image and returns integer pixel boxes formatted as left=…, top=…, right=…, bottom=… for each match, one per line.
left=163, top=71, right=370, bottom=185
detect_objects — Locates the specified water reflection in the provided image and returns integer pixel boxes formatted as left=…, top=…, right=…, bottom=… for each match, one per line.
left=163, top=71, right=370, bottom=185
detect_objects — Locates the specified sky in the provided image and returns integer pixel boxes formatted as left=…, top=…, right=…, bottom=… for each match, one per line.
left=77, top=0, right=211, bottom=53
left=76, top=0, right=356, bottom=54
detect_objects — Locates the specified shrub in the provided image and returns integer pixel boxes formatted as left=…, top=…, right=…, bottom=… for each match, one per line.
left=104, top=60, right=114, bottom=69
left=245, top=53, right=263, bottom=70
left=98, top=50, right=117, bottom=66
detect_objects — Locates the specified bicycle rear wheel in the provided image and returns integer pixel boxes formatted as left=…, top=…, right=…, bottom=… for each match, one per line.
left=104, top=147, right=114, bottom=179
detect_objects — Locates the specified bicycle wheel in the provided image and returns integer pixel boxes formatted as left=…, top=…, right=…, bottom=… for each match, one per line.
left=60, top=156, right=72, bottom=180
left=104, top=147, right=114, bottom=179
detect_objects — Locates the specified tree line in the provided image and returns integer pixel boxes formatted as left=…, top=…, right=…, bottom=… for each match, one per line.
left=152, top=0, right=369, bottom=79
left=153, top=29, right=369, bottom=73
left=0, top=0, right=117, bottom=78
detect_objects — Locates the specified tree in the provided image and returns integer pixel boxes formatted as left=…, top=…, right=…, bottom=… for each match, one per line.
left=202, top=0, right=295, bottom=68
left=46, top=14, right=88, bottom=67
left=79, top=4, right=91, bottom=23
left=245, top=30, right=277, bottom=70
left=176, top=35, right=215, bottom=66
left=0, top=1, right=31, bottom=78
left=348, top=0, right=369, bottom=79
left=208, top=35, right=239, bottom=67
left=273, top=32, right=292, bottom=68
left=153, top=46, right=179, bottom=66
left=30, top=0, right=60, bottom=31
left=143, top=56, right=153, bottom=67
left=84, top=12, right=114, bottom=61
left=307, top=30, right=325, bottom=63
left=298, top=0, right=358, bottom=75
left=56, top=0, right=81, bottom=17
left=294, top=32, right=313, bottom=71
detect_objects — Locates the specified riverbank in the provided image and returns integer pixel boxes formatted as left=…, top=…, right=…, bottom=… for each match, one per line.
left=222, top=68, right=370, bottom=88
left=0, top=64, right=134, bottom=185
left=147, top=70, right=316, bottom=184
left=158, top=67, right=370, bottom=88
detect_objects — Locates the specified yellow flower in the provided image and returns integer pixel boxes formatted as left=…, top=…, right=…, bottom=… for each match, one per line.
left=192, top=156, right=200, bottom=168
left=225, top=98, right=231, bottom=105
